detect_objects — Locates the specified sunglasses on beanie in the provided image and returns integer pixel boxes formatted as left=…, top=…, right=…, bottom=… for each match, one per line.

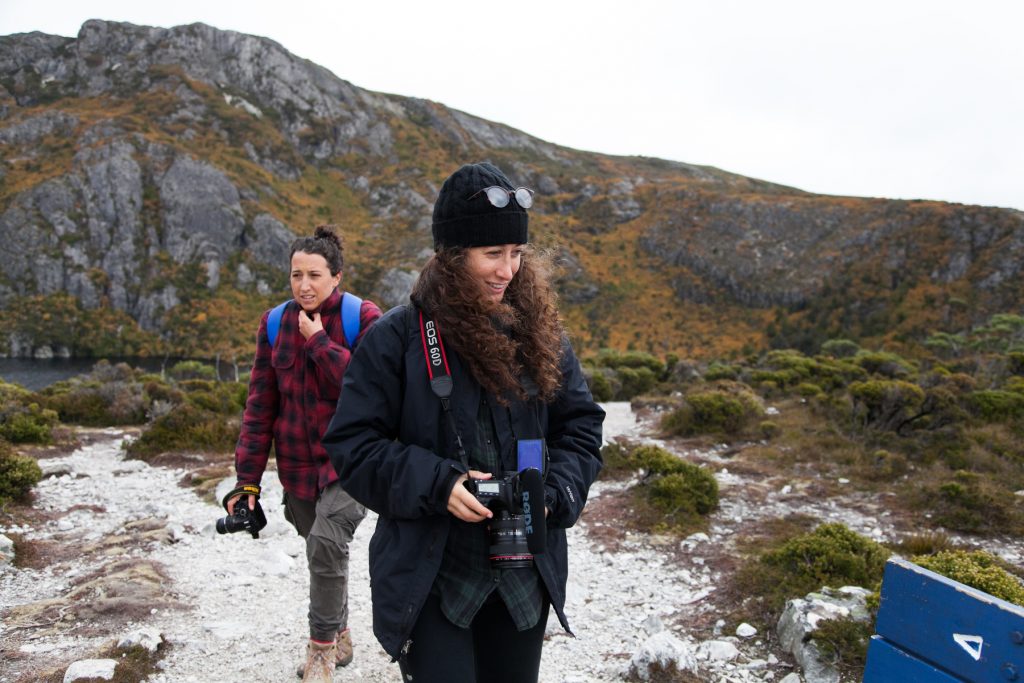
left=467, top=186, right=534, bottom=209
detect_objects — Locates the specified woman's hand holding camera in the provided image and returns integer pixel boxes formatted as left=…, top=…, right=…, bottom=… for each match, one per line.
left=447, top=470, right=494, bottom=522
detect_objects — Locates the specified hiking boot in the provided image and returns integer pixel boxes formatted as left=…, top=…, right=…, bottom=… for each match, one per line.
left=296, top=630, right=352, bottom=678
left=300, top=638, right=336, bottom=683
left=336, top=629, right=353, bottom=667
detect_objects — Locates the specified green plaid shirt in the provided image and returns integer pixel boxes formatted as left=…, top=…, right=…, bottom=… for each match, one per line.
left=434, top=395, right=545, bottom=630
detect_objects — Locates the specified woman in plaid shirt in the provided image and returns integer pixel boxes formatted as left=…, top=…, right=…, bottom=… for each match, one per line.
left=228, top=225, right=382, bottom=683
left=324, top=164, right=604, bottom=683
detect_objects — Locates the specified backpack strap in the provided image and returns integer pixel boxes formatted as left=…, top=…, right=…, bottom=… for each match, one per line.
left=266, top=301, right=290, bottom=347
left=266, top=293, right=362, bottom=349
left=341, top=292, right=363, bottom=350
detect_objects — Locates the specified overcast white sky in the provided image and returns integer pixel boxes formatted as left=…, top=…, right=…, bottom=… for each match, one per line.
left=3, top=0, right=1022, bottom=210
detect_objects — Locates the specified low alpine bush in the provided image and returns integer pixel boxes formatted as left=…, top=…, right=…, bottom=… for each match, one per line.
left=0, top=439, right=43, bottom=504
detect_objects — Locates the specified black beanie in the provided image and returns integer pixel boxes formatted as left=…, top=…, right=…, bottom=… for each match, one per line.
left=431, top=162, right=529, bottom=250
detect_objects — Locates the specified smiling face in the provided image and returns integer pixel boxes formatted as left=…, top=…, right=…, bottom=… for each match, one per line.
left=464, top=243, right=524, bottom=304
left=290, top=250, right=341, bottom=312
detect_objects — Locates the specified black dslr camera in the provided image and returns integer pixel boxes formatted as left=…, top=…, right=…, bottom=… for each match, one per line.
left=464, top=458, right=547, bottom=569
left=216, top=485, right=267, bottom=539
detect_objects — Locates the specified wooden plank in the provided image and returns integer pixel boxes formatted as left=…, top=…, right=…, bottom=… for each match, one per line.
left=864, top=636, right=966, bottom=682
left=874, top=557, right=1024, bottom=683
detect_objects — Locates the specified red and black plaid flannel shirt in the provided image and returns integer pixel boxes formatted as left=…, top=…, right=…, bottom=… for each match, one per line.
left=234, top=288, right=382, bottom=501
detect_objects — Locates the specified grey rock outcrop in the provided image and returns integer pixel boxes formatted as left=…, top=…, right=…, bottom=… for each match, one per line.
left=777, top=585, right=872, bottom=683
left=376, top=268, right=418, bottom=310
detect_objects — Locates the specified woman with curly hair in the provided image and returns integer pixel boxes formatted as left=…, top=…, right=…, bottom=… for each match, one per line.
left=323, top=162, right=604, bottom=682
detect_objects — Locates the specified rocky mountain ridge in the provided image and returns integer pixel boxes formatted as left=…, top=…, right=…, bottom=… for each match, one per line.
left=1, top=20, right=1021, bottom=359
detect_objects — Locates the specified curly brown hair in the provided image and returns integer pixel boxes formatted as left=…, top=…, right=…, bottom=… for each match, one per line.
left=411, top=246, right=564, bottom=403
left=289, top=224, right=344, bottom=274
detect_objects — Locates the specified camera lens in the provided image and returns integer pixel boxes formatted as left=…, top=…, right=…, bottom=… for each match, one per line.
left=215, top=508, right=249, bottom=535
left=487, top=511, right=533, bottom=569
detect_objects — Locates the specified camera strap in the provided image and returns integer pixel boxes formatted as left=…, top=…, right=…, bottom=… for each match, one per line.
left=418, top=310, right=469, bottom=468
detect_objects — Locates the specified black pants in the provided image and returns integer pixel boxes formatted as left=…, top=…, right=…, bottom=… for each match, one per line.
left=399, top=592, right=550, bottom=683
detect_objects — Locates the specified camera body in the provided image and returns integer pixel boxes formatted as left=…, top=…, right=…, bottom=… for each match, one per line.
left=465, top=467, right=545, bottom=569
left=216, top=499, right=267, bottom=539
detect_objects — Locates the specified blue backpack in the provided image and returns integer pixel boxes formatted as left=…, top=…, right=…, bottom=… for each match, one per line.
left=266, top=292, right=363, bottom=349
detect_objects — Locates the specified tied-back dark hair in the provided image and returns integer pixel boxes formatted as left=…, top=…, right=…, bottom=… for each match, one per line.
left=411, top=246, right=564, bottom=403
left=289, top=224, right=344, bottom=274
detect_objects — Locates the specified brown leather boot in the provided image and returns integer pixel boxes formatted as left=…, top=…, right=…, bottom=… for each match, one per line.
left=336, top=629, right=353, bottom=667
left=300, top=638, right=336, bottom=683
left=296, top=630, right=353, bottom=678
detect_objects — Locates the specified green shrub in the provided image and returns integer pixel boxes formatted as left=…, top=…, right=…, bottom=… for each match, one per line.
left=704, top=362, right=739, bottom=381
left=38, top=362, right=147, bottom=426
left=759, top=421, right=781, bottom=439
left=0, top=439, right=43, bottom=504
left=761, top=523, right=890, bottom=593
left=853, top=350, right=916, bottom=379
left=966, top=390, right=1024, bottom=422
left=925, top=470, right=1021, bottom=533
left=179, top=380, right=247, bottom=414
left=820, top=339, right=861, bottom=359
left=0, top=403, right=58, bottom=443
left=1005, top=377, right=1024, bottom=395
left=0, top=381, right=58, bottom=443
left=143, top=380, right=186, bottom=405
left=126, top=404, right=239, bottom=459
left=168, top=360, right=217, bottom=381
left=594, top=349, right=665, bottom=374
left=648, top=469, right=719, bottom=516
left=661, top=389, right=763, bottom=436
left=600, top=444, right=719, bottom=533
left=797, top=382, right=824, bottom=398
left=632, top=444, right=686, bottom=475
left=750, top=369, right=793, bottom=389
left=913, top=550, right=1024, bottom=606
left=814, top=617, right=872, bottom=678
left=849, top=379, right=925, bottom=432
left=586, top=371, right=613, bottom=402
left=598, top=441, right=632, bottom=477
left=615, top=366, right=658, bottom=400
left=629, top=445, right=719, bottom=531
left=763, top=349, right=817, bottom=377
left=859, top=449, right=908, bottom=481
left=733, top=523, right=890, bottom=625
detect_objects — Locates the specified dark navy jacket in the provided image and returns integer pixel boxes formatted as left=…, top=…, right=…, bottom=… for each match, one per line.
left=322, top=304, right=604, bottom=659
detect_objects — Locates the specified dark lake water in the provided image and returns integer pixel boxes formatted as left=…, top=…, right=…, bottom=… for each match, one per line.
left=0, top=357, right=244, bottom=391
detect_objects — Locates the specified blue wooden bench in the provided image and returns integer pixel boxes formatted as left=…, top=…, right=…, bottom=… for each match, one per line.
left=863, top=557, right=1024, bottom=682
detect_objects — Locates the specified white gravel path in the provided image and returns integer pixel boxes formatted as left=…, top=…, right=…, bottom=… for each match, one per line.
left=5, top=403, right=766, bottom=682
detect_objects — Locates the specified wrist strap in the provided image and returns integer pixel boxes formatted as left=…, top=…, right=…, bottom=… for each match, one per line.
left=222, top=484, right=261, bottom=511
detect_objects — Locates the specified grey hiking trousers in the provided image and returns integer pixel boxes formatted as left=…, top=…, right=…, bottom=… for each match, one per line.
left=284, top=480, right=366, bottom=641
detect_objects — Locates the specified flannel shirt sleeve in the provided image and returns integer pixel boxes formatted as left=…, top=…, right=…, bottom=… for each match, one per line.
left=234, top=312, right=278, bottom=487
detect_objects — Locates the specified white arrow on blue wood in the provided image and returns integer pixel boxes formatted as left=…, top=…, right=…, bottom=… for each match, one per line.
left=952, top=633, right=984, bottom=661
